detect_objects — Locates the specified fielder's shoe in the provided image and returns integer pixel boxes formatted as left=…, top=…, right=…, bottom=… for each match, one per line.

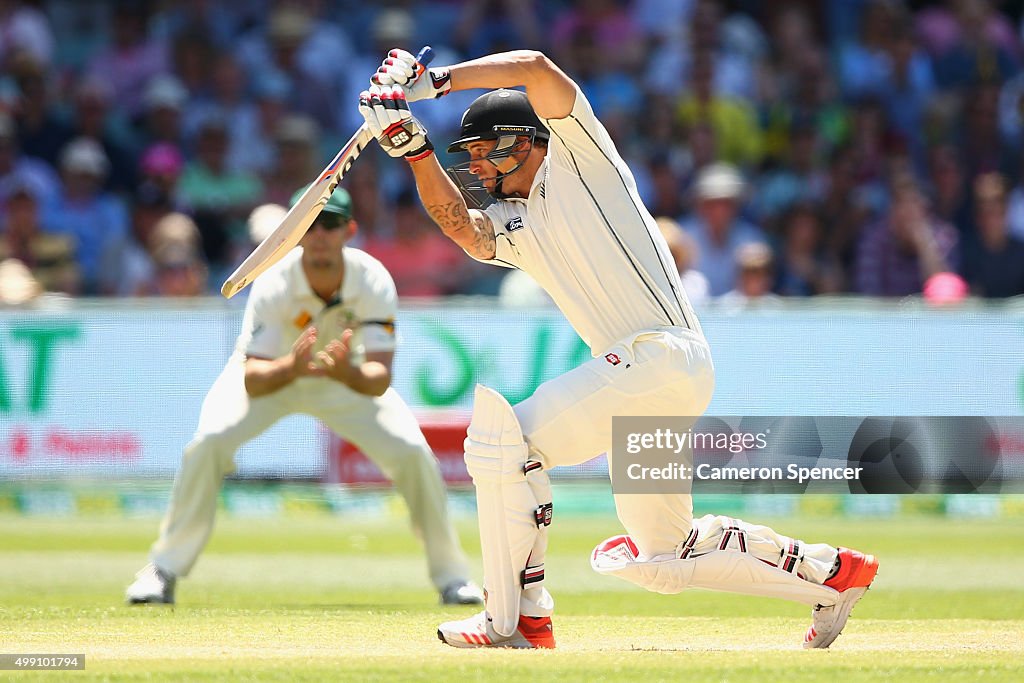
left=437, top=610, right=555, bottom=649
left=125, top=563, right=176, bottom=605
left=803, top=547, right=879, bottom=649
left=440, top=580, right=485, bottom=606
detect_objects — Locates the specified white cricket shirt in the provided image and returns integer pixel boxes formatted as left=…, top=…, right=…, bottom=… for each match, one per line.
left=479, top=86, right=702, bottom=355
left=236, top=247, right=398, bottom=361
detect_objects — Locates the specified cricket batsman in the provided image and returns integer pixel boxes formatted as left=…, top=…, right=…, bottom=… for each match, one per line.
left=126, top=187, right=483, bottom=607
left=358, top=49, right=878, bottom=649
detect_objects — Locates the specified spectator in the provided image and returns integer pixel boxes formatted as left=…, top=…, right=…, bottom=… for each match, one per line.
left=960, top=173, right=1024, bottom=297
left=700, top=0, right=765, bottom=100
left=883, top=23, right=938, bottom=160
left=769, top=3, right=822, bottom=86
left=84, top=5, right=168, bottom=117
left=961, top=82, right=1013, bottom=180
left=837, top=0, right=901, bottom=100
left=345, top=155, right=385, bottom=251
left=181, top=51, right=258, bottom=173
left=137, top=74, right=188, bottom=150
left=67, top=77, right=137, bottom=194
left=926, top=144, right=971, bottom=235
left=1007, top=156, right=1024, bottom=240
left=776, top=203, right=841, bottom=296
left=919, top=0, right=1018, bottom=89
left=261, top=114, right=320, bottom=207
left=681, top=163, right=765, bottom=296
left=677, top=50, right=762, bottom=168
left=176, top=117, right=262, bottom=275
left=680, top=121, right=718, bottom=196
left=551, top=0, right=646, bottom=73
left=46, top=137, right=129, bottom=295
left=916, top=0, right=1021, bottom=63
left=147, top=212, right=207, bottom=297
left=559, top=29, right=640, bottom=137
left=751, top=121, right=827, bottom=227
left=0, top=0, right=55, bottom=69
left=117, top=184, right=173, bottom=297
left=855, top=172, right=959, bottom=296
left=229, top=72, right=290, bottom=177
left=821, top=144, right=880, bottom=277
left=0, top=111, right=60, bottom=210
left=170, top=31, right=214, bottom=104
left=234, top=5, right=350, bottom=131
left=139, top=142, right=184, bottom=201
left=150, top=1, right=254, bottom=48
left=846, top=97, right=891, bottom=189
left=719, top=242, right=781, bottom=307
left=337, top=8, right=416, bottom=136
left=85, top=4, right=169, bottom=118
left=453, top=0, right=543, bottom=57
left=10, top=54, right=72, bottom=166
left=998, top=70, right=1024, bottom=148
left=0, top=181, right=78, bottom=295
left=656, top=216, right=710, bottom=305
left=645, top=155, right=687, bottom=221
left=361, top=190, right=470, bottom=298
left=837, top=0, right=937, bottom=152
left=789, top=46, right=850, bottom=152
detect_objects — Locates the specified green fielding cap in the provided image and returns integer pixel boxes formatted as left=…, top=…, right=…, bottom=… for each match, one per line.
left=289, top=185, right=352, bottom=218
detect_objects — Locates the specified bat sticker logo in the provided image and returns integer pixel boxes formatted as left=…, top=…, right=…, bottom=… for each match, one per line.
left=318, top=138, right=365, bottom=183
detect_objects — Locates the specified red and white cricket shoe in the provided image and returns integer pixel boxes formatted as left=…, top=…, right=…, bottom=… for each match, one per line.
left=437, top=610, right=555, bottom=649
left=803, top=547, right=879, bottom=649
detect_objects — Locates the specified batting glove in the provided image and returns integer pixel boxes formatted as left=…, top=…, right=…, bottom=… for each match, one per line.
left=371, top=48, right=451, bottom=102
left=359, top=84, right=434, bottom=161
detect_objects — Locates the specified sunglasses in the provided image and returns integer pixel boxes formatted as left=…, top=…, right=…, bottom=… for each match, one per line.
left=309, top=214, right=346, bottom=232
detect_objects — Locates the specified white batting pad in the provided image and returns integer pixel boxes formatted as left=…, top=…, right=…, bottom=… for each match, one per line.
left=592, top=533, right=839, bottom=607
left=464, top=384, right=552, bottom=636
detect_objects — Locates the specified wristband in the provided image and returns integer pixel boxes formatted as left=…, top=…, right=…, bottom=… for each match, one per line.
left=405, top=137, right=435, bottom=162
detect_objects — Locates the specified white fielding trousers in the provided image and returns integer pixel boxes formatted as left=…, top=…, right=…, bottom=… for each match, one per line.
left=150, top=355, right=470, bottom=589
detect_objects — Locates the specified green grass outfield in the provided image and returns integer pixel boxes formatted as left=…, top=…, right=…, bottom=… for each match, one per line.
left=1, top=509, right=1022, bottom=681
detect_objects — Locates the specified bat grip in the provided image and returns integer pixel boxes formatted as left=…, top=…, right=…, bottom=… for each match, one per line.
left=413, top=46, right=435, bottom=78
left=415, top=46, right=435, bottom=66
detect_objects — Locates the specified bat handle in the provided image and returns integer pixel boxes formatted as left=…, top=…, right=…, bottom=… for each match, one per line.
left=412, top=46, right=435, bottom=79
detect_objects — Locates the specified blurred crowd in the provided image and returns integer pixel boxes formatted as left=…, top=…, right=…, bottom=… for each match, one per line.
left=1, top=0, right=1024, bottom=306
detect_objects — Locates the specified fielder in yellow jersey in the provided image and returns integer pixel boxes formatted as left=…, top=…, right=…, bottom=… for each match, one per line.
left=126, top=187, right=482, bottom=607
left=361, top=49, right=878, bottom=649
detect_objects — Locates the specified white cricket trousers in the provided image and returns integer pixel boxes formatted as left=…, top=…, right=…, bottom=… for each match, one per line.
left=150, top=355, right=470, bottom=589
left=514, top=327, right=715, bottom=558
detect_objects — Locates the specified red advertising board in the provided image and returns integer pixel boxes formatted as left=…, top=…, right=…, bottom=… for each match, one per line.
left=326, top=417, right=472, bottom=485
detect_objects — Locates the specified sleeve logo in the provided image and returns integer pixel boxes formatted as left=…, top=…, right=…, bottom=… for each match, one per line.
left=505, top=216, right=525, bottom=232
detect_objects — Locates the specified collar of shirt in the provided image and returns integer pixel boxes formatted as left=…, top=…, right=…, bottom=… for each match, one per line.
left=502, top=157, right=548, bottom=206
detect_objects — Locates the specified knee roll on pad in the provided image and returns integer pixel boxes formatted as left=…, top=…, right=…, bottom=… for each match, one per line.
left=465, top=384, right=553, bottom=636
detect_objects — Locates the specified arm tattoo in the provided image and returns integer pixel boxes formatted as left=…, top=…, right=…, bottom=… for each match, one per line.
left=469, top=211, right=496, bottom=259
left=424, top=201, right=496, bottom=259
